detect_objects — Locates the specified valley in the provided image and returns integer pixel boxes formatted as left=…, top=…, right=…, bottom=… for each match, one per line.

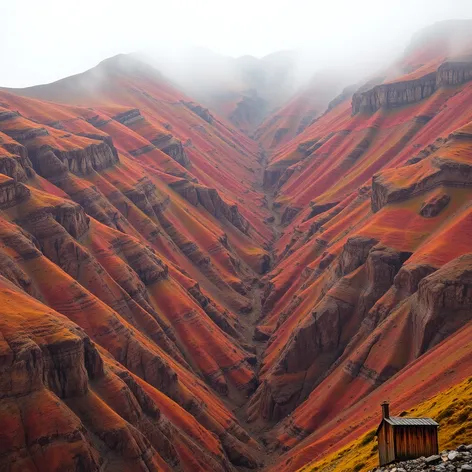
left=0, top=19, right=472, bottom=472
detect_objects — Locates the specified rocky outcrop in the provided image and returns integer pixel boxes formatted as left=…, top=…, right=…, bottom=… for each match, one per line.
left=281, top=205, right=301, bottom=225
left=419, top=192, right=450, bottom=217
left=297, top=137, right=323, bottom=157
left=0, top=309, right=103, bottom=400
left=304, top=201, right=339, bottom=222
left=273, top=127, right=289, bottom=146
left=152, top=134, right=190, bottom=167
left=129, top=143, right=156, bottom=157
left=393, top=263, right=437, bottom=298
left=412, top=253, right=472, bottom=354
left=112, top=108, right=144, bottom=126
left=16, top=192, right=90, bottom=245
left=263, top=137, right=328, bottom=188
left=0, top=177, right=31, bottom=209
left=0, top=109, right=20, bottom=122
left=353, top=58, right=472, bottom=114
left=263, top=163, right=291, bottom=188
left=296, top=114, right=317, bottom=135
left=115, top=239, right=169, bottom=287
left=372, top=157, right=472, bottom=212
left=359, top=262, right=437, bottom=338
left=352, top=72, right=437, bottom=114
left=124, top=176, right=168, bottom=220
left=188, top=283, right=240, bottom=338
left=335, top=236, right=379, bottom=276
left=0, top=284, right=246, bottom=472
left=52, top=202, right=91, bottom=239
left=0, top=251, right=40, bottom=298
left=0, top=108, right=120, bottom=180
left=406, top=138, right=446, bottom=165
left=169, top=179, right=250, bottom=233
left=0, top=152, right=34, bottom=182
left=60, top=181, right=137, bottom=234
left=28, top=141, right=119, bottom=178
left=0, top=137, right=35, bottom=182
left=4, top=126, right=49, bottom=141
left=182, top=101, right=214, bottom=124
left=437, top=58, right=472, bottom=86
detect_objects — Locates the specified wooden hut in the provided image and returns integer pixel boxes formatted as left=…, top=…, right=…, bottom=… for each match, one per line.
left=376, top=402, right=439, bottom=466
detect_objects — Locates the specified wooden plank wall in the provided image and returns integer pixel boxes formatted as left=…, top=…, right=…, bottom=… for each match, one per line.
left=394, top=426, right=438, bottom=461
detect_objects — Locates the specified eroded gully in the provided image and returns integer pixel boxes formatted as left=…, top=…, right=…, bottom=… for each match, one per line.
left=227, top=143, right=285, bottom=470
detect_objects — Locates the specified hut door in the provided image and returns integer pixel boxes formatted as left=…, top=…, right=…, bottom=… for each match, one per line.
left=386, top=426, right=395, bottom=463
left=378, top=423, right=395, bottom=466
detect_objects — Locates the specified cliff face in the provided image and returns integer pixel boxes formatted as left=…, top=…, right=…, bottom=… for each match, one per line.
left=412, top=253, right=472, bottom=353
left=437, top=59, right=472, bottom=86
left=371, top=127, right=472, bottom=212
left=352, top=72, right=437, bottom=114
left=30, top=141, right=119, bottom=178
left=0, top=176, right=31, bottom=208
left=169, top=178, right=250, bottom=234
left=352, top=58, right=472, bottom=114
left=0, top=132, right=34, bottom=182
left=153, top=135, right=190, bottom=167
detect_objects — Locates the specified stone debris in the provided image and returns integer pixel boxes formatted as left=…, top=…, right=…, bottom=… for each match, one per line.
left=371, top=445, right=472, bottom=472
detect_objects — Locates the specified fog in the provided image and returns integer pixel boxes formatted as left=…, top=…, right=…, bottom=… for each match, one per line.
left=1, top=0, right=472, bottom=88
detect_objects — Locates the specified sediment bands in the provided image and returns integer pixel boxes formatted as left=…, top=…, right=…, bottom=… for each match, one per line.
left=1, top=20, right=472, bottom=472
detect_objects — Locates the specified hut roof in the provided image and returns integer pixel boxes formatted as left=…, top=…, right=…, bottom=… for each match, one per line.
left=384, top=417, right=438, bottom=427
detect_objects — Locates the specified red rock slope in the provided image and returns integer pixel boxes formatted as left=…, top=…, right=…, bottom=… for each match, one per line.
left=245, top=19, right=472, bottom=472
left=0, top=58, right=276, bottom=470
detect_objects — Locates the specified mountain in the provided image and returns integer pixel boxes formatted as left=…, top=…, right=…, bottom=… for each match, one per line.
left=1, top=18, right=472, bottom=472
left=0, top=55, right=270, bottom=471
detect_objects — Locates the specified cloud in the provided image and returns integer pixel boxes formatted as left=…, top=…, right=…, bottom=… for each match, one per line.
left=1, top=0, right=472, bottom=87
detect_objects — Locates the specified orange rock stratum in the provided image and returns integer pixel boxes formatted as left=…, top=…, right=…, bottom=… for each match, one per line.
left=1, top=19, right=472, bottom=472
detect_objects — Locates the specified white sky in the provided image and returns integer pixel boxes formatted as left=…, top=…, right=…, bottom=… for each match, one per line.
left=1, top=0, right=472, bottom=87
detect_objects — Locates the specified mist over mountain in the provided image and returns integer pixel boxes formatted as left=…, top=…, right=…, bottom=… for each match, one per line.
left=1, top=4, right=472, bottom=472
left=138, top=47, right=386, bottom=134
